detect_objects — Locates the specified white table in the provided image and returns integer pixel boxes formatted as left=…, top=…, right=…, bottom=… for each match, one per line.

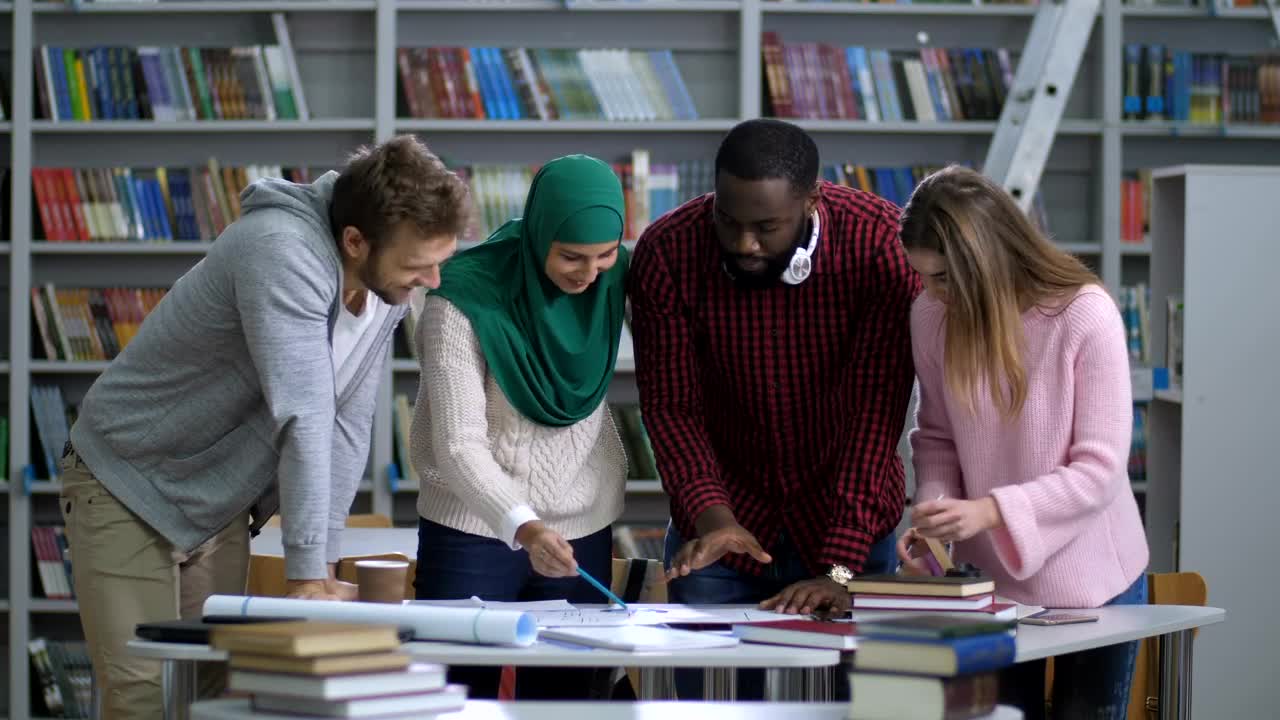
left=136, top=604, right=1224, bottom=720
left=403, top=637, right=841, bottom=701
left=190, top=698, right=1024, bottom=720
left=129, top=640, right=230, bottom=720
left=1014, top=604, right=1223, bottom=720
left=250, top=527, right=418, bottom=558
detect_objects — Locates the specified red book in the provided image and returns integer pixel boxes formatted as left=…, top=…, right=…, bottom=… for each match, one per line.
left=732, top=620, right=857, bottom=650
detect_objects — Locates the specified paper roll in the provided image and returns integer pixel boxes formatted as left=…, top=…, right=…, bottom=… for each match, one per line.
left=203, top=595, right=537, bottom=647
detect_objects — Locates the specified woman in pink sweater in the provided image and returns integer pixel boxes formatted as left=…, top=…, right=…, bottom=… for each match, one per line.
left=895, top=166, right=1149, bottom=720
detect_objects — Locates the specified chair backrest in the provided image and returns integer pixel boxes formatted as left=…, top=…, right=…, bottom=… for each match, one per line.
left=345, top=514, right=394, bottom=528
left=245, top=555, right=290, bottom=598
left=245, top=551, right=416, bottom=600
left=260, top=513, right=393, bottom=529
left=336, top=553, right=415, bottom=600
left=1126, top=571, right=1207, bottom=720
left=609, top=557, right=667, bottom=604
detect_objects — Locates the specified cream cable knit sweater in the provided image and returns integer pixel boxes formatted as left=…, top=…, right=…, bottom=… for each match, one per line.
left=411, top=295, right=627, bottom=548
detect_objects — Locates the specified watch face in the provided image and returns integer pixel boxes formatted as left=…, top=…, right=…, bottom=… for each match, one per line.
left=830, top=565, right=852, bottom=584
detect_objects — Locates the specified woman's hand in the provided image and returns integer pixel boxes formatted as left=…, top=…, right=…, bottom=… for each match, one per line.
left=895, top=528, right=935, bottom=576
left=912, top=496, right=1003, bottom=544
left=517, top=521, right=578, bottom=578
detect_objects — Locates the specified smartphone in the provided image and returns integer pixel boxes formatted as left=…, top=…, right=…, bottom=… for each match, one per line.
left=1019, top=611, right=1099, bottom=626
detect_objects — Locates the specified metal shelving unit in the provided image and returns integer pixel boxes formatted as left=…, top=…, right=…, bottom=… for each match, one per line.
left=5, top=1, right=1279, bottom=717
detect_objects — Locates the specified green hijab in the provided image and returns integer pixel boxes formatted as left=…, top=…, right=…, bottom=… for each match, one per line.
left=433, top=154, right=629, bottom=428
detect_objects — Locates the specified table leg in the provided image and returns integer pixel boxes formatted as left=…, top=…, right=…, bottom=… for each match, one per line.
left=161, top=658, right=197, bottom=720
left=636, top=667, right=674, bottom=700
left=702, top=668, right=736, bottom=701
left=765, top=668, right=810, bottom=701
left=1159, top=629, right=1195, bottom=720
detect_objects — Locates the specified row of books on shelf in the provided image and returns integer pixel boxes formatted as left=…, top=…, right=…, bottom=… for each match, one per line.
left=30, top=638, right=94, bottom=719
left=766, top=0, right=1036, bottom=4
left=28, top=154, right=708, bottom=246
left=819, top=162, right=1051, bottom=235
left=397, top=47, right=697, bottom=122
left=32, top=525, right=75, bottom=600
left=1123, top=45, right=1280, bottom=124
left=762, top=34, right=1012, bottom=122
left=36, top=36, right=309, bottom=123
left=32, top=165, right=317, bottom=243
left=32, top=285, right=168, bottom=361
left=454, top=154, right=713, bottom=241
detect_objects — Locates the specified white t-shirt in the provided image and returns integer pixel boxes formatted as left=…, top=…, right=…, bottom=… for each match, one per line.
left=331, top=290, right=387, bottom=395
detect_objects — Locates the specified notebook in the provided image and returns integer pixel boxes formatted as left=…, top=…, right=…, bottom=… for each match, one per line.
left=135, top=616, right=307, bottom=645
left=732, top=619, right=858, bottom=650
left=538, top=626, right=740, bottom=651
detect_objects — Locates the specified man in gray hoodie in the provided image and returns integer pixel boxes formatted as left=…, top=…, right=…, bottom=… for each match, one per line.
left=59, top=135, right=471, bottom=719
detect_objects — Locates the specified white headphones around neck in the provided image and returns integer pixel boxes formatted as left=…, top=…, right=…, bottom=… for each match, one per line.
left=779, top=210, right=821, bottom=286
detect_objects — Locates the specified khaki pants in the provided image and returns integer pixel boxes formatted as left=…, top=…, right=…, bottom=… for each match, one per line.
left=59, top=451, right=249, bottom=720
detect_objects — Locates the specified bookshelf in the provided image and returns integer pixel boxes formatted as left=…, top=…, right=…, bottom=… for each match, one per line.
left=3, top=0, right=1279, bottom=716
left=1143, top=165, right=1280, bottom=718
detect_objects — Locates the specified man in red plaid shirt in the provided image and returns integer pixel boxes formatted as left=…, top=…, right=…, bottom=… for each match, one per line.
left=629, top=119, right=921, bottom=630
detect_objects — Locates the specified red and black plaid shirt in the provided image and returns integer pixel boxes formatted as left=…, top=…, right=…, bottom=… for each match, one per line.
left=628, top=181, right=922, bottom=576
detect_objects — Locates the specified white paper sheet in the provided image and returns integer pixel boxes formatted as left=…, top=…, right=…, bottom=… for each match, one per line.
left=203, top=595, right=538, bottom=647
left=529, top=605, right=801, bottom=628
left=409, top=598, right=575, bottom=612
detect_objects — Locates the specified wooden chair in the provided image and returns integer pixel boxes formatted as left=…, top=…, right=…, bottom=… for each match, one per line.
left=1043, top=571, right=1208, bottom=718
left=609, top=558, right=669, bottom=698
left=260, top=513, right=393, bottom=529
left=245, top=551, right=415, bottom=600
left=1126, top=572, right=1207, bottom=720
left=245, top=554, right=289, bottom=598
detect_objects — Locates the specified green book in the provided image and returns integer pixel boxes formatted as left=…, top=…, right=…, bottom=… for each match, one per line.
left=857, top=614, right=1015, bottom=641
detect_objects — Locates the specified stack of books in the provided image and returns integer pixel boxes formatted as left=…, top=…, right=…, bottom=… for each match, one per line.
left=209, top=621, right=465, bottom=719
left=847, top=574, right=1020, bottom=620
left=849, top=615, right=1017, bottom=720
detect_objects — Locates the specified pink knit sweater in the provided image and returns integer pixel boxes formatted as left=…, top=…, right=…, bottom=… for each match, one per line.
left=910, top=285, right=1149, bottom=608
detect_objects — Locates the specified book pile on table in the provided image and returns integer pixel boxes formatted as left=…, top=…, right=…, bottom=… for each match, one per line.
left=848, top=614, right=1016, bottom=720
left=847, top=574, right=1023, bottom=619
left=210, top=620, right=465, bottom=718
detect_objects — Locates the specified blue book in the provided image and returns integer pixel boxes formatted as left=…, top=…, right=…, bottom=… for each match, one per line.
left=148, top=178, right=174, bottom=241
left=133, top=176, right=159, bottom=241
left=1123, top=44, right=1143, bottom=120
left=856, top=631, right=1016, bottom=677
left=47, top=46, right=75, bottom=121
left=1145, top=44, right=1165, bottom=118
left=489, top=48, right=522, bottom=120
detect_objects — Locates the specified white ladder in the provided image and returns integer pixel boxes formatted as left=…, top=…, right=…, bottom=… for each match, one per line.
left=982, top=0, right=1101, bottom=213
left=1263, top=0, right=1280, bottom=46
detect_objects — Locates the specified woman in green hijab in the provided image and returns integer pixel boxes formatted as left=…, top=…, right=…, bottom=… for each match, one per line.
left=409, top=155, right=630, bottom=699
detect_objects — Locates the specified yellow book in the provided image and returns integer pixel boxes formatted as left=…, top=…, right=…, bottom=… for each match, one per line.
left=74, top=57, right=93, bottom=121
left=210, top=621, right=401, bottom=659
left=229, top=651, right=411, bottom=676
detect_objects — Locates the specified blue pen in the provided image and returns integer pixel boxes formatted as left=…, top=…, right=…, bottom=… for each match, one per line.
left=576, top=566, right=628, bottom=610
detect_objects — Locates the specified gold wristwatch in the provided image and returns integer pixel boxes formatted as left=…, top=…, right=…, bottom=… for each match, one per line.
left=826, top=564, right=853, bottom=586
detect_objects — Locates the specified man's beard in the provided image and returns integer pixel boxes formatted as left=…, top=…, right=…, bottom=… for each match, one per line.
left=357, top=255, right=403, bottom=306
left=719, top=220, right=809, bottom=290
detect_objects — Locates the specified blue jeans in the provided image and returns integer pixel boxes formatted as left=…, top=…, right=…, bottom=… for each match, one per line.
left=663, top=521, right=897, bottom=700
left=414, top=518, right=614, bottom=700
left=1000, top=574, right=1149, bottom=720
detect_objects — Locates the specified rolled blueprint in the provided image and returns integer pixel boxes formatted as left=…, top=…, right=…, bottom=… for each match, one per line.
left=203, top=595, right=537, bottom=647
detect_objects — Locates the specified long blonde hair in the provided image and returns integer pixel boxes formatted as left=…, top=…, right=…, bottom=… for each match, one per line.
left=899, top=165, right=1101, bottom=419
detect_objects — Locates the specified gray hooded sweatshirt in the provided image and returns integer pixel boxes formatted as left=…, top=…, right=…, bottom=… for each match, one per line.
left=70, top=171, right=406, bottom=580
